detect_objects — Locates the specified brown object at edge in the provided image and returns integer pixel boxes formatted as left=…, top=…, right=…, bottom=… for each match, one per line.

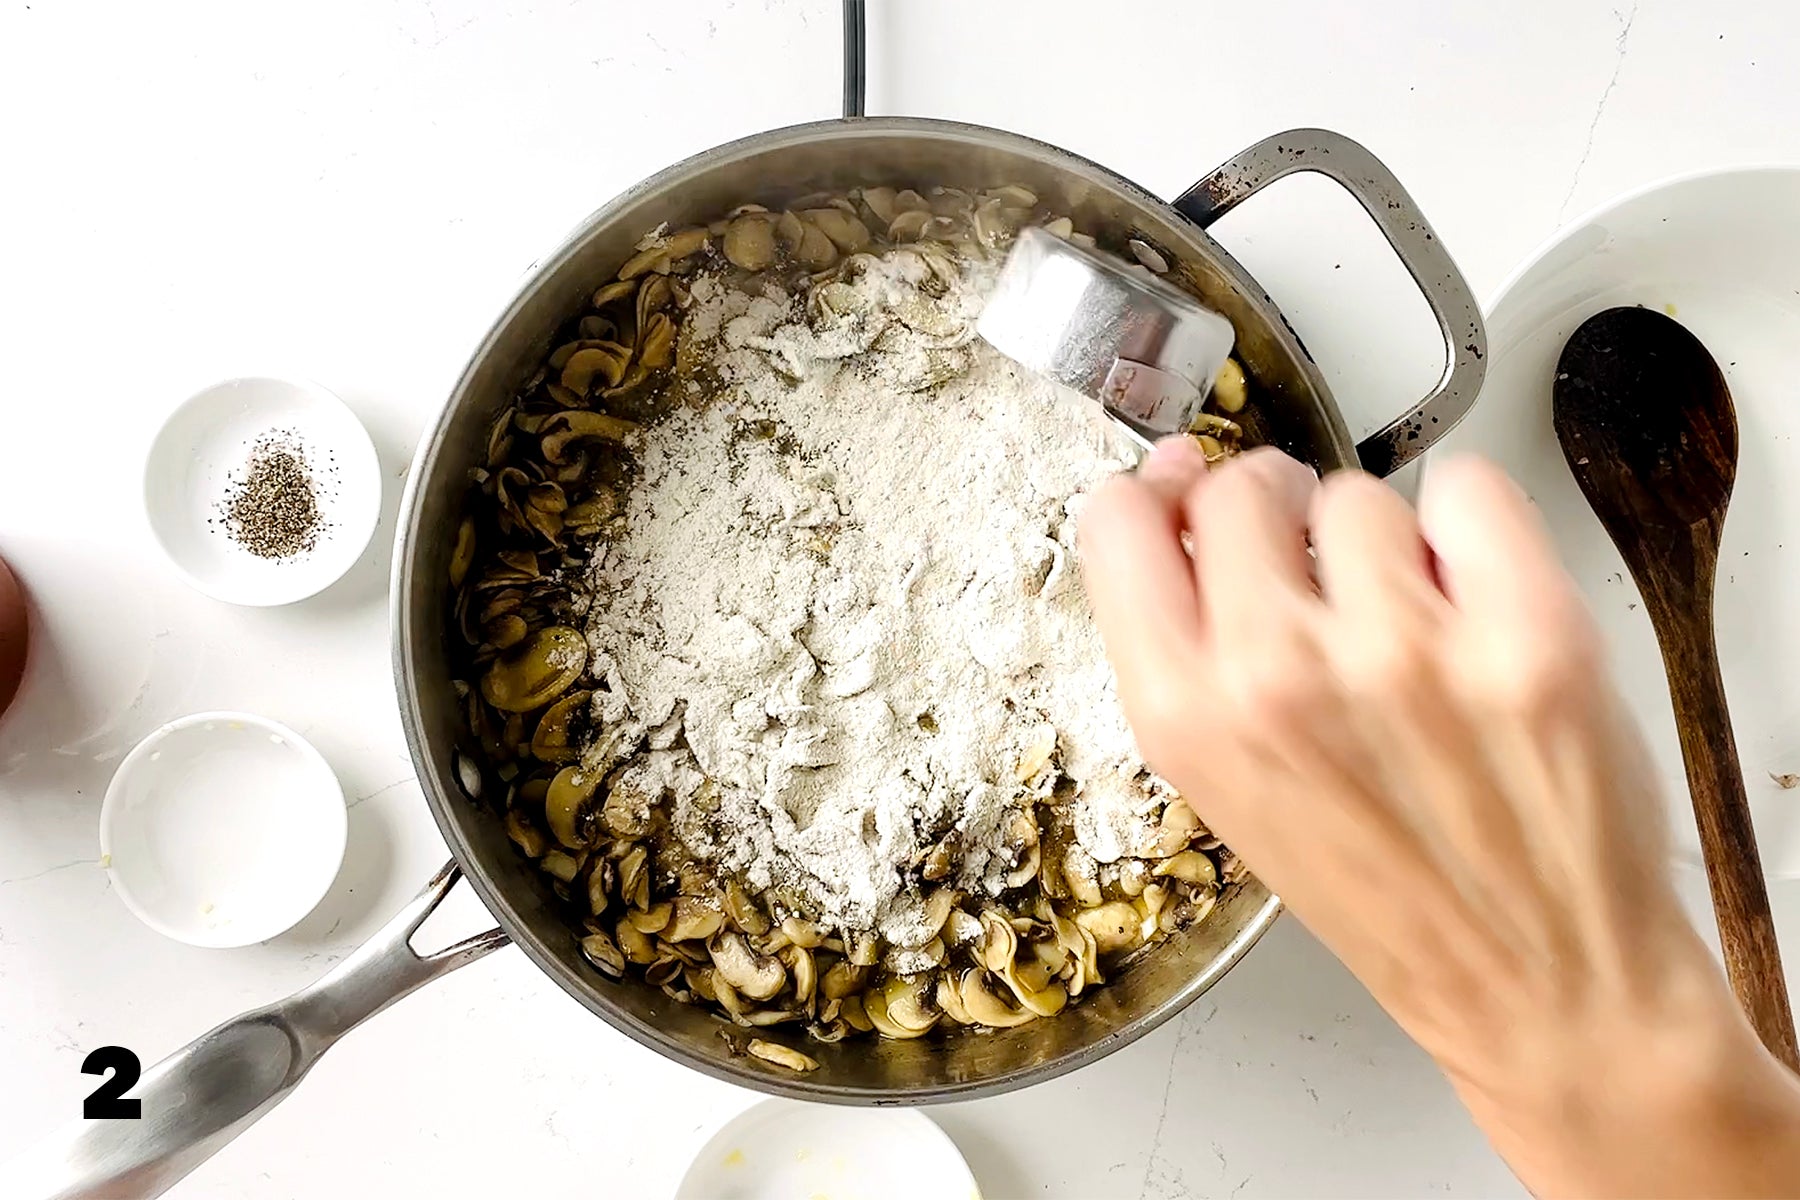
left=1554, top=305, right=1800, bottom=1071
left=0, top=553, right=27, bottom=721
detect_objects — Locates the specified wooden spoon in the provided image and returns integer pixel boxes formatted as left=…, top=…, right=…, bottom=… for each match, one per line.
left=1554, top=305, right=1798, bottom=1070
left=0, top=553, right=25, bottom=722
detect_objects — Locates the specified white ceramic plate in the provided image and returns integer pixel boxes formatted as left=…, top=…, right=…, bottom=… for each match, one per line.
left=99, top=711, right=347, bottom=947
left=143, top=376, right=381, bottom=606
left=676, top=1099, right=981, bottom=1200
left=1428, top=166, right=1800, bottom=877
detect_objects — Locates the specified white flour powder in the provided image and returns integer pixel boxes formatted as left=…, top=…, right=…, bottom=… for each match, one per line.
left=582, top=248, right=1170, bottom=946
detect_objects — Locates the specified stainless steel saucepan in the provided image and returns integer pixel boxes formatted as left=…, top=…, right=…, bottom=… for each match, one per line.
left=6, top=118, right=1484, bottom=1198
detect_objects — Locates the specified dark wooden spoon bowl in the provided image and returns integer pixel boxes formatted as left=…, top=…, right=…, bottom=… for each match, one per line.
left=1555, top=305, right=1798, bottom=1070
left=0, top=554, right=26, bottom=723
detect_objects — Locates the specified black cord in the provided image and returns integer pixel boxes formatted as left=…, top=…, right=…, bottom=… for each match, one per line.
left=842, top=0, right=866, bottom=118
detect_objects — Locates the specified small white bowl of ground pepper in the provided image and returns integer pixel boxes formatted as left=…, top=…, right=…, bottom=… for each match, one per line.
left=144, top=377, right=381, bottom=606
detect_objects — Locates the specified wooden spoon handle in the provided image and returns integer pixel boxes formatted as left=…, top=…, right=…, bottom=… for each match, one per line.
left=1659, top=624, right=1800, bottom=1070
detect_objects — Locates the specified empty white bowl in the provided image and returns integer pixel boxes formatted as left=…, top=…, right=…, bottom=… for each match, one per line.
left=99, top=711, right=347, bottom=948
left=676, top=1100, right=980, bottom=1200
left=144, top=376, right=381, bottom=606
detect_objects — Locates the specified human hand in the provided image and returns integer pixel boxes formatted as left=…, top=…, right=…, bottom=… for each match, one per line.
left=1078, top=439, right=1800, bottom=1198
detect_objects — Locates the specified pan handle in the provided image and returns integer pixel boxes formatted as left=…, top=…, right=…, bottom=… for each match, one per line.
left=1171, top=128, right=1486, bottom=477
left=0, top=861, right=508, bottom=1200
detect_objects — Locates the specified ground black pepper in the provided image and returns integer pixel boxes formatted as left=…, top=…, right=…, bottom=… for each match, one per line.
left=216, top=431, right=329, bottom=559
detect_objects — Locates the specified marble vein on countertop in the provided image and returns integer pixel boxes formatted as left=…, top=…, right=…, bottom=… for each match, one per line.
left=1137, top=1000, right=1219, bottom=1200
left=0, top=857, right=93, bottom=886
left=1559, top=1, right=1641, bottom=220
left=348, top=774, right=417, bottom=808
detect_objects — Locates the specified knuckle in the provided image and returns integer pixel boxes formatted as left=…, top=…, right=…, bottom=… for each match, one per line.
left=1316, top=468, right=1387, bottom=514
left=1123, top=672, right=1209, bottom=764
left=1203, top=455, right=1274, bottom=513
left=1219, top=642, right=1324, bottom=732
left=1483, top=635, right=1600, bottom=716
left=1337, top=637, right=1440, bottom=703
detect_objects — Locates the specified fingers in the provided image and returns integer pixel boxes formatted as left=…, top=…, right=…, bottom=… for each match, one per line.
left=1077, top=438, right=1209, bottom=693
left=1418, top=456, right=1577, bottom=632
left=1310, top=470, right=1445, bottom=628
left=1189, top=447, right=1320, bottom=632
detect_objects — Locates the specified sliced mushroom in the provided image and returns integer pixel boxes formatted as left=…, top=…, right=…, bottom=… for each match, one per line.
left=1151, top=802, right=1201, bottom=857
left=559, top=343, right=633, bottom=394
left=505, top=808, right=547, bottom=859
left=1014, top=724, right=1057, bottom=782
left=920, top=835, right=955, bottom=882
left=844, top=931, right=879, bottom=968
left=958, top=969, right=1035, bottom=1029
left=591, top=278, right=637, bottom=309
left=1075, top=901, right=1145, bottom=956
left=644, top=954, right=684, bottom=987
left=449, top=517, right=477, bottom=589
left=1154, top=850, right=1218, bottom=888
left=1062, top=845, right=1103, bottom=907
left=483, top=613, right=528, bottom=652
left=857, top=186, right=898, bottom=224
left=1004, top=808, right=1041, bottom=889
left=633, top=312, right=677, bottom=376
left=748, top=1039, right=819, bottom=1072
left=480, top=626, right=587, bottom=713
left=914, top=889, right=959, bottom=943
left=774, top=209, right=806, bottom=253
left=1138, top=883, right=1168, bottom=941
left=685, top=966, right=719, bottom=1004
left=795, top=221, right=838, bottom=270
left=865, top=976, right=936, bottom=1039
left=722, top=879, right=772, bottom=936
left=723, top=213, right=778, bottom=271
left=562, top=488, right=619, bottom=537
left=1190, top=411, right=1243, bottom=438
left=977, top=910, right=1019, bottom=973
left=782, top=945, right=818, bottom=1008
left=711, top=932, right=786, bottom=1001
left=626, top=901, right=672, bottom=935
left=580, top=931, right=626, bottom=977
left=530, top=691, right=590, bottom=764
left=780, top=916, right=823, bottom=950
left=1212, top=356, right=1248, bottom=413
left=586, top=858, right=613, bottom=916
left=615, top=246, right=669, bottom=281
left=935, top=971, right=974, bottom=1024
left=840, top=994, right=873, bottom=1033
left=540, top=411, right=641, bottom=465
left=999, top=956, right=1068, bottom=1018
left=540, top=849, right=581, bottom=884
left=820, top=960, right=868, bottom=1002
left=887, top=209, right=931, bottom=242
left=667, top=225, right=713, bottom=261
left=972, top=198, right=1020, bottom=251
left=543, top=765, right=599, bottom=849
left=801, top=208, right=871, bottom=253
left=615, top=844, right=650, bottom=911
left=986, top=184, right=1037, bottom=208
left=1129, top=238, right=1170, bottom=274
left=616, top=916, right=659, bottom=965
left=665, top=896, right=725, bottom=942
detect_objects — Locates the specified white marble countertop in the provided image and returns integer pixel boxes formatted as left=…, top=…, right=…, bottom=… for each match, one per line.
left=4, top=1, right=1800, bottom=1196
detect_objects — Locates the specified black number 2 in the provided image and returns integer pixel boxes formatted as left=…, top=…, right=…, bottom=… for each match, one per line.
left=82, top=1046, right=142, bottom=1119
